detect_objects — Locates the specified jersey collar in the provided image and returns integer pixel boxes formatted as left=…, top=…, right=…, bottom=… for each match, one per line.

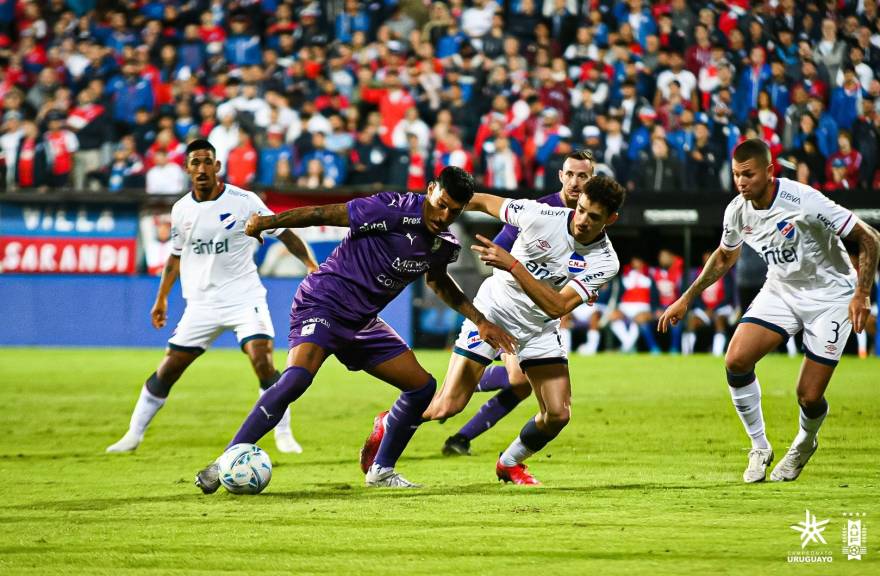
left=191, top=182, right=226, bottom=203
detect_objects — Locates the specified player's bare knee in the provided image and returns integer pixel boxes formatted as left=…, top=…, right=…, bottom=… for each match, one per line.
left=511, top=382, right=532, bottom=400
left=544, top=407, right=571, bottom=430
left=724, top=351, right=754, bottom=375
left=797, top=390, right=824, bottom=409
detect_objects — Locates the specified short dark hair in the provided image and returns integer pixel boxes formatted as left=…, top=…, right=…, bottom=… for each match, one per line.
left=583, top=175, right=626, bottom=215
left=566, top=149, right=595, bottom=176
left=732, top=138, right=771, bottom=167
left=185, top=139, right=216, bottom=159
left=437, top=166, right=475, bottom=204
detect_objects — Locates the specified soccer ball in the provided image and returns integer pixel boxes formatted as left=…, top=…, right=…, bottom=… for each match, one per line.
left=217, top=443, right=273, bottom=495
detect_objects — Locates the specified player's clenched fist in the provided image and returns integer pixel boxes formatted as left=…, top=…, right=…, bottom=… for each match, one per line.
left=245, top=213, right=266, bottom=242
left=657, top=297, right=689, bottom=333
left=150, top=299, right=167, bottom=329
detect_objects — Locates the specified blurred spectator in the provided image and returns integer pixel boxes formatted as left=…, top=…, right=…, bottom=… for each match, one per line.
left=297, top=158, right=335, bottom=190
left=636, top=136, right=684, bottom=193
left=298, top=132, right=345, bottom=186
left=68, top=87, right=110, bottom=190
left=687, top=118, right=721, bottom=191
left=107, top=135, right=145, bottom=192
left=824, top=131, right=861, bottom=191
left=348, top=127, right=389, bottom=186
left=257, top=127, right=292, bottom=187
left=12, top=120, right=47, bottom=190
left=106, top=60, right=153, bottom=129
left=830, top=67, right=863, bottom=131
left=1, top=110, right=24, bottom=189
left=146, top=149, right=186, bottom=195
left=391, top=107, right=430, bottom=153
left=484, top=135, right=521, bottom=190
left=814, top=18, right=847, bottom=83
left=43, top=111, right=78, bottom=187
left=208, top=109, right=240, bottom=176
left=226, top=131, right=258, bottom=188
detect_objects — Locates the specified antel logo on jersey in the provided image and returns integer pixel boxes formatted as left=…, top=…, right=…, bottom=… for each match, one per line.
left=219, top=212, right=236, bottom=230
left=466, top=330, right=482, bottom=349
left=392, top=257, right=430, bottom=273
left=568, top=252, right=588, bottom=274
left=760, top=245, right=799, bottom=265
left=191, top=238, right=229, bottom=254
left=402, top=216, right=422, bottom=225
left=359, top=220, right=388, bottom=233
left=777, top=220, right=796, bottom=240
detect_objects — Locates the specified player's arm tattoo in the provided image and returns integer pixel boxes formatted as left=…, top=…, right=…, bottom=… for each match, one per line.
left=425, top=270, right=487, bottom=326
left=276, top=229, right=318, bottom=271
left=262, top=203, right=349, bottom=229
left=156, top=255, right=181, bottom=300
left=849, top=222, right=880, bottom=296
left=681, top=247, right=739, bottom=304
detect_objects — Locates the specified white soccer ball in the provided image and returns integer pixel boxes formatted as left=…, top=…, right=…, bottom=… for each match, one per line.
left=218, top=443, right=272, bottom=495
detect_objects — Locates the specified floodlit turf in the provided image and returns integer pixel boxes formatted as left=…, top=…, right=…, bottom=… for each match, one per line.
left=0, top=348, right=877, bottom=575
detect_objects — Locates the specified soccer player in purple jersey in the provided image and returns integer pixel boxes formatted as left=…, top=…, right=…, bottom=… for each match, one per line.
left=440, top=150, right=596, bottom=457
left=194, top=166, right=516, bottom=490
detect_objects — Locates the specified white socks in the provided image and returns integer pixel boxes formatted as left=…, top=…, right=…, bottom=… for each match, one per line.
left=610, top=320, right=639, bottom=352
left=786, top=337, right=797, bottom=357
left=856, top=331, right=867, bottom=356
left=712, top=332, right=727, bottom=356
left=499, top=437, right=535, bottom=466
left=259, top=388, right=292, bottom=434
left=792, top=404, right=828, bottom=451
left=729, top=379, right=770, bottom=449
left=129, top=385, right=166, bottom=436
left=682, top=332, right=697, bottom=355
left=584, top=329, right=600, bottom=355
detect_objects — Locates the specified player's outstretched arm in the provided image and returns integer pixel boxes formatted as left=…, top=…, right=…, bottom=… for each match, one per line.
left=847, top=221, right=880, bottom=333
left=276, top=229, right=319, bottom=273
left=151, top=255, right=180, bottom=329
left=465, top=192, right=506, bottom=219
left=425, top=268, right=517, bottom=354
left=470, top=234, right=583, bottom=319
left=658, top=246, right=740, bottom=333
left=245, top=203, right=349, bottom=242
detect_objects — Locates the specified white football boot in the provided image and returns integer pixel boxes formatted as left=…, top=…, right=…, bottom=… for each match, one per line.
left=743, top=447, right=774, bottom=483
left=365, top=466, right=421, bottom=488
left=105, top=430, right=143, bottom=453
left=770, top=440, right=818, bottom=482
left=274, top=428, right=303, bottom=454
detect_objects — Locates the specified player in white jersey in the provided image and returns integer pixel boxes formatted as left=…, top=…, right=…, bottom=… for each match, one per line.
left=106, top=139, right=318, bottom=455
left=422, top=175, right=625, bottom=484
left=659, top=139, right=880, bottom=483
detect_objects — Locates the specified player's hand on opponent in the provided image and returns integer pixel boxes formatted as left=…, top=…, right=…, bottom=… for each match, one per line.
left=657, top=297, right=689, bottom=333
left=476, top=318, right=518, bottom=355
left=849, top=290, right=872, bottom=333
left=245, top=213, right=266, bottom=243
left=471, top=234, right=517, bottom=271
left=150, top=298, right=168, bottom=329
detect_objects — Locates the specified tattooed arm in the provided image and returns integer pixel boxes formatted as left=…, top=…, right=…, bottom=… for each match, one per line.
left=847, top=221, right=880, bottom=333
left=657, top=245, right=741, bottom=333
left=245, top=203, right=349, bottom=241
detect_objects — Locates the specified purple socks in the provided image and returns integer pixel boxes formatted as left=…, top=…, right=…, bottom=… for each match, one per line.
left=475, top=365, right=511, bottom=392
left=374, top=377, right=437, bottom=469
left=228, top=366, right=313, bottom=448
left=457, top=388, right=525, bottom=440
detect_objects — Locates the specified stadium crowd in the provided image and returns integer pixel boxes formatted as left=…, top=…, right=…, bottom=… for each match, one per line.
left=0, top=0, right=879, bottom=195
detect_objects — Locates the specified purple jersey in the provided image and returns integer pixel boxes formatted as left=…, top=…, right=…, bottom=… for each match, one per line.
left=294, top=192, right=460, bottom=326
left=492, top=191, right=564, bottom=251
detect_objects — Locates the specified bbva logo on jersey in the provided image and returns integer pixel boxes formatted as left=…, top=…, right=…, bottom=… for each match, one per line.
left=219, top=212, right=236, bottom=230
left=568, top=252, right=588, bottom=274
left=776, top=220, right=796, bottom=240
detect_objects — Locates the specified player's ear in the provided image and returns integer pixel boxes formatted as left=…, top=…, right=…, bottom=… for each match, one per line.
left=605, top=212, right=619, bottom=227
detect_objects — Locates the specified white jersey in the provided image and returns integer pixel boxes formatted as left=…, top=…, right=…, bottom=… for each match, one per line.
left=170, top=183, right=280, bottom=305
left=720, top=177, right=857, bottom=298
left=482, top=198, right=619, bottom=339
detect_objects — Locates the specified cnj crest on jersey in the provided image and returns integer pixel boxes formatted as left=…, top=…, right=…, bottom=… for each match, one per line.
left=568, top=252, right=588, bottom=274
left=776, top=220, right=796, bottom=240
left=466, top=330, right=482, bottom=349
left=219, top=212, right=236, bottom=230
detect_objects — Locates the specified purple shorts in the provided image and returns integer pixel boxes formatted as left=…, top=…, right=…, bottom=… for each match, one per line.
left=288, top=305, right=410, bottom=371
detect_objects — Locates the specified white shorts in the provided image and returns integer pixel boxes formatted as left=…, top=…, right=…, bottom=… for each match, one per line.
left=453, top=317, right=566, bottom=370
left=741, top=282, right=851, bottom=365
left=692, top=304, right=735, bottom=326
left=168, top=299, right=275, bottom=353
left=569, top=302, right=605, bottom=324
left=617, top=302, right=652, bottom=319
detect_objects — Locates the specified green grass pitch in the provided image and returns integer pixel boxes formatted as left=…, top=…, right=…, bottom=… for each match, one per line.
left=0, top=348, right=877, bottom=575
